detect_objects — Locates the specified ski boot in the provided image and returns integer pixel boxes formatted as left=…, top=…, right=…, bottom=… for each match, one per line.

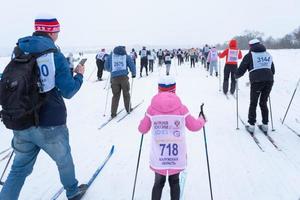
left=258, top=124, right=268, bottom=134
left=68, top=184, right=88, bottom=200
left=245, top=123, right=255, bottom=134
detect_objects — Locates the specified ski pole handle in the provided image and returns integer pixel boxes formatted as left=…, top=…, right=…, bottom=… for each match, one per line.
left=199, top=103, right=206, bottom=121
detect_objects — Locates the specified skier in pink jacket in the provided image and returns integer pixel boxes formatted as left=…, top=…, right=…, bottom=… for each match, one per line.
left=138, top=76, right=206, bottom=200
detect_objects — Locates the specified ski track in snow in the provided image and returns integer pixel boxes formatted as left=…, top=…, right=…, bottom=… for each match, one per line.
left=0, top=50, right=300, bottom=200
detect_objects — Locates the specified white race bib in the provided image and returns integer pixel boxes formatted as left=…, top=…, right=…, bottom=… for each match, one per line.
left=210, top=50, right=218, bottom=61
left=227, top=49, right=238, bottom=62
left=150, top=115, right=187, bottom=170
left=97, top=52, right=106, bottom=60
left=165, top=55, right=171, bottom=62
left=141, top=50, right=147, bottom=57
left=130, top=52, right=136, bottom=59
left=112, top=54, right=126, bottom=72
left=36, top=53, right=56, bottom=93
left=250, top=52, right=272, bottom=72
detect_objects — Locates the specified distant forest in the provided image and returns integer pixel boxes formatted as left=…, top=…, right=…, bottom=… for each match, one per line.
left=215, top=26, right=300, bottom=50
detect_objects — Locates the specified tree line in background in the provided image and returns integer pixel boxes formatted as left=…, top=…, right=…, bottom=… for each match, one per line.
left=215, top=26, right=300, bottom=50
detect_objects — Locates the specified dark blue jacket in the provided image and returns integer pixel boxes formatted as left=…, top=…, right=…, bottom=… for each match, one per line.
left=18, top=32, right=83, bottom=126
left=104, top=46, right=136, bottom=78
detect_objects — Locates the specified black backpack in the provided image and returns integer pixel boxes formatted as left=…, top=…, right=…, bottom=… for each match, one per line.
left=0, top=46, right=56, bottom=130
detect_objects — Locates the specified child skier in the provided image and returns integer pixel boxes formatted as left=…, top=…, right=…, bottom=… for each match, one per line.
left=138, top=76, right=206, bottom=200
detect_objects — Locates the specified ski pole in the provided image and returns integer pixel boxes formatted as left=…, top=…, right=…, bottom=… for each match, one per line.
left=129, top=77, right=134, bottom=113
left=131, top=134, right=144, bottom=200
left=87, top=65, right=97, bottom=81
left=218, top=59, right=221, bottom=92
left=281, top=78, right=300, bottom=124
left=236, top=79, right=239, bottom=130
left=269, top=96, right=275, bottom=131
left=103, top=74, right=111, bottom=90
left=103, top=83, right=111, bottom=117
left=0, top=150, right=14, bottom=185
left=199, top=104, right=214, bottom=200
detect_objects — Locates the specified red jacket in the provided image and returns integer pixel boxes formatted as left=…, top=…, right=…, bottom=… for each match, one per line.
left=218, top=39, right=242, bottom=65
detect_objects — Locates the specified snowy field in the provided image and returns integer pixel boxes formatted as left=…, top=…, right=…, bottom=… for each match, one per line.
left=0, top=49, right=300, bottom=200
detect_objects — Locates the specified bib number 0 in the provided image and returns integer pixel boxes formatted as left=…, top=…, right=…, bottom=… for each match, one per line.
left=40, top=64, right=49, bottom=76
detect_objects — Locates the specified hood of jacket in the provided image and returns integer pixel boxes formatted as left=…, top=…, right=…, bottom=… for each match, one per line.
left=229, top=39, right=237, bottom=49
left=150, top=92, right=182, bottom=113
left=113, top=46, right=127, bottom=55
left=17, top=33, right=57, bottom=54
left=250, top=43, right=266, bottom=53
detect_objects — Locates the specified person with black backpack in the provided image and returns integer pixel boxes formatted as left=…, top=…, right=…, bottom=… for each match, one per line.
left=0, top=15, right=87, bottom=200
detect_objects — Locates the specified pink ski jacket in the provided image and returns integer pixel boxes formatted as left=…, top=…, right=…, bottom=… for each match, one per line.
left=138, top=92, right=206, bottom=175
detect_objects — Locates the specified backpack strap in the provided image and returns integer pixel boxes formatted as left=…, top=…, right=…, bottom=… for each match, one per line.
left=33, top=48, right=57, bottom=58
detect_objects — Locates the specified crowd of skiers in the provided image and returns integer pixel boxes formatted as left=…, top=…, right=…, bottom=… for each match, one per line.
left=95, top=38, right=275, bottom=140
left=93, top=40, right=275, bottom=200
left=0, top=14, right=275, bottom=200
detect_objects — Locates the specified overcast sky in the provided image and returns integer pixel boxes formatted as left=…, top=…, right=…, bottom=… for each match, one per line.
left=0, top=0, right=299, bottom=52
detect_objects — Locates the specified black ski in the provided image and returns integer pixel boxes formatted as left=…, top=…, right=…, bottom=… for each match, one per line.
left=117, top=100, right=144, bottom=123
left=50, top=145, right=115, bottom=200
left=98, top=108, right=125, bottom=130
left=238, top=116, right=264, bottom=152
left=257, top=125, right=281, bottom=151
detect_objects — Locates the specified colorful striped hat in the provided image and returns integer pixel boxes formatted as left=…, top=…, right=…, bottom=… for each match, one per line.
left=34, top=14, right=60, bottom=33
left=158, top=76, right=176, bottom=93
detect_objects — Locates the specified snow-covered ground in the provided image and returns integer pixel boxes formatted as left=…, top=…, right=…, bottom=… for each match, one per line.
left=0, top=49, right=300, bottom=200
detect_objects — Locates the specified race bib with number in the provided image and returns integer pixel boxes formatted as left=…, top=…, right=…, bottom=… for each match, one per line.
left=149, top=114, right=187, bottom=170
left=36, top=53, right=56, bottom=93
left=165, top=55, right=171, bottom=62
left=250, top=52, right=272, bottom=72
left=97, top=52, right=106, bottom=60
left=210, top=51, right=218, bottom=61
left=112, top=54, right=127, bottom=72
left=227, top=49, right=238, bottom=62
left=140, top=50, right=147, bottom=57
left=130, top=52, right=136, bottom=59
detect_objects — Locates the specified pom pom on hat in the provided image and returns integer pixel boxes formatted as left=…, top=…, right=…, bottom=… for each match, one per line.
left=249, top=38, right=260, bottom=45
left=34, top=14, right=60, bottom=33
left=158, top=76, right=176, bottom=93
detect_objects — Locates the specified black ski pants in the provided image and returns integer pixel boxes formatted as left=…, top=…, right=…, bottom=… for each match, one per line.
left=140, top=58, right=148, bottom=76
left=248, top=81, right=273, bottom=125
left=190, top=58, right=195, bottom=68
left=223, top=64, right=237, bottom=94
left=151, top=172, right=180, bottom=200
left=96, top=59, right=105, bottom=79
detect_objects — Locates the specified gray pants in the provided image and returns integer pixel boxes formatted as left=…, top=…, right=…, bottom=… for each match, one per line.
left=209, top=61, right=218, bottom=75
left=111, top=76, right=130, bottom=115
left=166, top=64, right=171, bottom=75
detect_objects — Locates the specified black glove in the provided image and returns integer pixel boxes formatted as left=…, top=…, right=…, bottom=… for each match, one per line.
left=132, top=75, right=136, bottom=78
